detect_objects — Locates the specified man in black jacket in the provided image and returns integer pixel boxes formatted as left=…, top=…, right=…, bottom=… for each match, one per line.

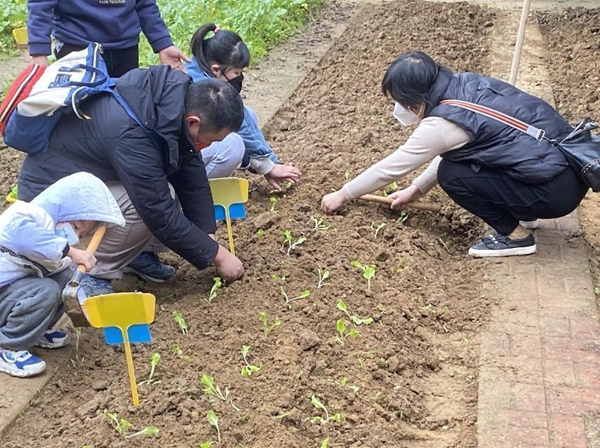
left=17, top=66, right=245, bottom=295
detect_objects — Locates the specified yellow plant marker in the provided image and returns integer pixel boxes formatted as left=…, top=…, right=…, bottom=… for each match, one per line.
left=82, top=292, right=156, bottom=406
left=12, top=27, right=28, bottom=46
left=209, top=177, right=249, bottom=255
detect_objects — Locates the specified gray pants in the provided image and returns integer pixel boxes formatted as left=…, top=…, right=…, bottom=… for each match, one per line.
left=0, top=269, right=72, bottom=350
left=201, top=132, right=245, bottom=179
left=89, top=181, right=156, bottom=280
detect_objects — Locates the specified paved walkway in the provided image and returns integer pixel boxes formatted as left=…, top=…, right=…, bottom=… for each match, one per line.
left=477, top=7, right=600, bottom=447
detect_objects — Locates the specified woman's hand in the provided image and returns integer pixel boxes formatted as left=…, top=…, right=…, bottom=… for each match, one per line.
left=388, top=184, right=423, bottom=210
left=158, top=46, right=191, bottom=72
left=321, top=190, right=348, bottom=215
left=213, top=245, right=244, bottom=282
left=68, top=247, right=96, bottom=271
left=264, top=164, right=302, bottom=191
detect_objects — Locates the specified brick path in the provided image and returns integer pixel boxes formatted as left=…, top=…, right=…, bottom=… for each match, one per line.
left=478, top=212, right=600, bottom=448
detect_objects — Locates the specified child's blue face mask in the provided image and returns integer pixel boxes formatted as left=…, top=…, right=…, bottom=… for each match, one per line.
left=55, top=222, right=79, bottom=246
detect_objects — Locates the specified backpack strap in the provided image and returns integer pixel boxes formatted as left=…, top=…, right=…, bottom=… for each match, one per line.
left=440, top=99, right=547, bottom=141
left=111, top=91, right=162, bottom=149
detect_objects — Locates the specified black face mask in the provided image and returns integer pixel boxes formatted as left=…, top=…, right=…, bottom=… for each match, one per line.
left=227, top=73, right=244, bottom=93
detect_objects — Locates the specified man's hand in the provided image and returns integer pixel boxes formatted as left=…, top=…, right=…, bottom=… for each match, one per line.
left=264, top=163, right=302, bottom=191
left=68, top=247, right=96, bottom=271
left=31, top=55, right=49, bottom=67
left=321, top=190, right=348, bottom=215
left=158, top=46, right=191, bottom=72
left=213, top=245, right=244, bottom=282
left=388, top=184, right=423, bottom=210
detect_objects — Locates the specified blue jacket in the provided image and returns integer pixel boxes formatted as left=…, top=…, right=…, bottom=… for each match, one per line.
left=429, top=69, right=572, bottom=184
left=184, top=57, right=278, bottom=171
left=27, top=0, right=173, bottom=56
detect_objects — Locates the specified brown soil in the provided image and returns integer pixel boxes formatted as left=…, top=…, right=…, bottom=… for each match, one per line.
left=537, top=7, right=600, bottom=290
left=7, top=1, right=597, bottom=447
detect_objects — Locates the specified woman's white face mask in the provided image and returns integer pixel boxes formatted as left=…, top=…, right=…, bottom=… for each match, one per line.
left=393, top=102, right=422, bottom=126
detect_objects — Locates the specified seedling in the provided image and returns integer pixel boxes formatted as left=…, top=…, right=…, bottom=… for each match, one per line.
left=199, top=442, right=213, bottom=448
left=269, top=196, right=278, bottom=213
left=139, top=352, right=161, bottom=386
left=339, top=377, right=360, bottom=393
left=344, top=170, right=351, bottom=180
left=350, top=260, right=376, bottom=291
left=206, top=410, right=221, bottom=443
left=309, top=215, right=330, bottom=231
left=280, top=287, right=310, bottom=308
left=172, top=311, right=188, bottom=334
left=336, top=299, right=374, bottom=325
left=282, top=230, right=306, bottom=255
left=396, top=211, right=408, bottom=224
left=270, top=273, right=286, bottom=283
left=171, top=343, right=183, bottom=358
left=317, top=266, right=330, bottom=288
left=321, top=438, right=330, bottom=448
left=310, top=394, right=341, bottom=424
left=259, top=311, right=281, bottom=335
left=201, top=374, right=230, bottom=401
left=371, top=222, right=386, bottom=239
left=74, top=327, right=82, bottom=353
left=240, top=345, right=262, bottom=377
left=257, top=228, right=265, bottom=238
left=334, top=319, right=359, bottom=346
left=104, top=411, right=159, bottom=439
left=206, top=277, right=222, bottom=304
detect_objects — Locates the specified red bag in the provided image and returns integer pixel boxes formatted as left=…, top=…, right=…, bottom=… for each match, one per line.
left=0, top=64, right=45, bottom=136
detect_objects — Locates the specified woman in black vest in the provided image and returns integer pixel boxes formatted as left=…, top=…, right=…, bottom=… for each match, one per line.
left=321, top=51, right=588, bottom=257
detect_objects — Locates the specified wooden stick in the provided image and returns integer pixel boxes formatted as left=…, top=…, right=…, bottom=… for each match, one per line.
left=359, top=194, right=441, bottom=213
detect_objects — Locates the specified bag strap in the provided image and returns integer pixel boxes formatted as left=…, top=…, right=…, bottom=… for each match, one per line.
left=111, top=90, right=162, bottom=149
left=440, top=99, right=547, bottom=141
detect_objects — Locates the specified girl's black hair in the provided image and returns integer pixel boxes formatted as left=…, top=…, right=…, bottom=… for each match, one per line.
left=381, top=51, right=447, bottom=109
left=190, top=23, right=251, bottom=75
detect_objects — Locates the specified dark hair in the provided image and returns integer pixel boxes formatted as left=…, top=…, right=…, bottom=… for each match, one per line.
left=381, top=51, right=445, bottom=109
left=185, top=79, right=244, bottom=133
left=190, top=23, right=251, bottom=74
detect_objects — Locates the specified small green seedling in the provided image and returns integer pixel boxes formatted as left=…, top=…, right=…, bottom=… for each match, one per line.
left=201, top=374, right=230, bottom=401
left=396, top=211, right=408, bottom=224
left=334, top=319, right=359, bottom=346
left=74, top=327, right=82, bottom=353
left=350, top=260, right=376, bottom=291
left=206, top=277, right=222, bottom=304
left=257, top=228, right=265, bottom=238
left=281, top=287, right=310, bottom=308
left=282, top=230, right=307, bottom=255
left=317, top=266, right=330, bottom=288
left=321, top=438, right=330, bottom=448
left=240, top=345, right=262, bottom=377
left=172, top=311, right=188, bottom=334
left=171, top=343, right=183, bottom=358
left=336, top=299, right=374, bottom=325
left=105, top=411, right=159, bottom=439
left=389, top=181, right=398, bottom=191
left=310, top=394, right=341, bottom=424
left=269, top=196, right=278, bottom=213
left=309, top=215, right=330, bottom=231
left=371, top=222, right=386, bottom=239
left=199, top=442, right=213, bottom=448
left=206, top=410, right=221, bottom=443
left=259, top=311, right=281, bottom=335
left=270, top=273, right=286, bottom=283
left=139, top=352, right=161, bottom=386
left=339, top=377, right=360, bottom=393
left=344, top=170, right=351, bottom=180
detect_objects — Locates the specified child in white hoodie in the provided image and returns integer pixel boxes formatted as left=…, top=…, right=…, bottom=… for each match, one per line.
left=0, top=172, right=125, bottom=377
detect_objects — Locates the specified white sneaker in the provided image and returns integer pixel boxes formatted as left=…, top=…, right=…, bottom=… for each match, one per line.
left=0, top=349, right=46, bottom=377
left=35, top=329, right=71, bottom=349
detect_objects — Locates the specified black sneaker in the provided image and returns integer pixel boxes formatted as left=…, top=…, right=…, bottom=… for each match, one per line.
left=468, top=233, right=536, bottom=257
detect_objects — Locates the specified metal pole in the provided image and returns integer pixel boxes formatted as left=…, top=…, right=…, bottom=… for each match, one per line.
left=509, top=0, right=533, bottom=85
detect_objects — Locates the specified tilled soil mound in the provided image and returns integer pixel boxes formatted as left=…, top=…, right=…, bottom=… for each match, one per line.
left=2, top=1, right=503, bottom=447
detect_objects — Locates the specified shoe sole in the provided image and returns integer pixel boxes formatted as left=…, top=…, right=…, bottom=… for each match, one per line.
left=35, top=336, right=71, bottom=350
left=469, top=245, right=537, bottom=257
left=123, top=267, right=168, bottom=283
left=0, top=362, right=46, bottom=378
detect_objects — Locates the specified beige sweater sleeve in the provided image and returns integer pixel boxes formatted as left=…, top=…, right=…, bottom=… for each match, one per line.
left=341, top=117, right=471, bottom=200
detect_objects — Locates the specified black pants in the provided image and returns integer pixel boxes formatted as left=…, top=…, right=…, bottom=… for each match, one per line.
left=438, top=159, right=589, bottom=235
left=55, top=43, right=139, bottom=78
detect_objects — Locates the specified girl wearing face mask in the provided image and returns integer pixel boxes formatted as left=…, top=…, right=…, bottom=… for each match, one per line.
left=184, top=23, right=302, bottom=191
left=321, top=51, right=588, bottom=258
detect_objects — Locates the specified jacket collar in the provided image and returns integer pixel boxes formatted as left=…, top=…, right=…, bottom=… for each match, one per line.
left=425, top=68, right=453, bottom=117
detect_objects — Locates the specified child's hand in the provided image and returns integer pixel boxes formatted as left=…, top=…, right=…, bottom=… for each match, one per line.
left=68, top=247, right=97, bottom=271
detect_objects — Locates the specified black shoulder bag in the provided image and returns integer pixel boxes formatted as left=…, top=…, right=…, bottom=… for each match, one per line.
left=440, top=99, right=600, bottom=192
